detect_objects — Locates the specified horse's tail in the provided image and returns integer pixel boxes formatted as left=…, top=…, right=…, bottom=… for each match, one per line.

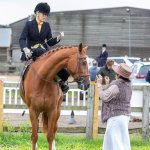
left=42, top=112, right=48, bottom=133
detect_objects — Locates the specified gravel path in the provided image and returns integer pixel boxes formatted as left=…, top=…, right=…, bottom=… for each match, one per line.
left=4, top=113, right=143, bottom=130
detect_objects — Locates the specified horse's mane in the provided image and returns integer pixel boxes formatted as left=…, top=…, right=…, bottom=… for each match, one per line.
left=36, top=46, right=75, bottom=61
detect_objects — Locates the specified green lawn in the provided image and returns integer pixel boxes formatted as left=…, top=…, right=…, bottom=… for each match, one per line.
left=0, top=133, right=150, bottom=150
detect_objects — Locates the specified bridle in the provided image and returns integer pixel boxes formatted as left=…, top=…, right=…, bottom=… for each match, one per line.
left=69, top=49, right=89, bottom=83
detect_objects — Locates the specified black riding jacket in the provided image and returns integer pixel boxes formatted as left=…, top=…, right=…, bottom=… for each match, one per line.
left=19, top=19, right=59, bottom=51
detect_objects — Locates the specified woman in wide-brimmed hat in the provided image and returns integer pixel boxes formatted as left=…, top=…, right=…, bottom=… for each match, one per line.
left=96, top=63, right=132, bottom=150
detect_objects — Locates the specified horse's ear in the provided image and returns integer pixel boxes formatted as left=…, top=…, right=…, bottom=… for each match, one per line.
left=83, top=46, right=88, bottom=53
left=84, top=46, right=88, bottom=50
left=79, top=43, right=82, bottom=52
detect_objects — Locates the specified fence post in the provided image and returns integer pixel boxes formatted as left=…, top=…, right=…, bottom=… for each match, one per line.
left=0, top=80, right=4, bottom=133
left=86, top=82, right=99, bottom=139
left=142, top=86, right=149, bottom=141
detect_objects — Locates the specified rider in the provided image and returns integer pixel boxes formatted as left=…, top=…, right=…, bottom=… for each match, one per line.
left=19, top=2, right=69, bottom=93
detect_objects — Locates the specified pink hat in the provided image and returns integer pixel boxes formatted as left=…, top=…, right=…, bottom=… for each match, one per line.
left=112, top=63, right=132, bottom=79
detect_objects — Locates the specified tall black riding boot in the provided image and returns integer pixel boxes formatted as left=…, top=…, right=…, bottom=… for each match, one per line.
left=59, top=80, right=69, bottom=94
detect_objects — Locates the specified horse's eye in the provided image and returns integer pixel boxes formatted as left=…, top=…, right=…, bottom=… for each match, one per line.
left=83, top=61, right=87, bottom=65
left=80, top=60, right=87, bottom=65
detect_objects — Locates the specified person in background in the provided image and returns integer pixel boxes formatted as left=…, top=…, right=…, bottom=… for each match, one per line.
left=89, top=60, right=100, bottom=81
left=96, top=63, right=132, bottom=150
left=96, top=44, right=108, bottom=67
left=97, top=59, right=116, bottom=85
left=146, top=69, right=150, bottom=83
left=19, top=2, right=69, bottom=93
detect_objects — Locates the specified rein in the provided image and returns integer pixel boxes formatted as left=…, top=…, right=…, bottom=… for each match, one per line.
left=31, top=65, right=55, bottom=83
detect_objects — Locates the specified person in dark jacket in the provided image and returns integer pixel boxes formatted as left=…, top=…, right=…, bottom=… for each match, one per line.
left=146, top=69, right=150, bottom=83
left=19, top=2, right=62, bottom=60
left=96, top=44, right=108, bottom=67
left=19, top=2, right=69, bottom=93
left=97, top=59, right=116, bottom=85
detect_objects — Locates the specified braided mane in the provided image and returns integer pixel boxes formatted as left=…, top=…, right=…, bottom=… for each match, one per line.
left=34, top=46, right=74, bottom=61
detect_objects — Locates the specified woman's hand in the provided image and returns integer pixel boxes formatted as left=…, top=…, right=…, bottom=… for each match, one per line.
left=96, top=74, right=103, bottom=88
left=104, top=76, right=110, bottom=85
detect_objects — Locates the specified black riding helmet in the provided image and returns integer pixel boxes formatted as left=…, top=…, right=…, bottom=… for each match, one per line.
left=34, top=2, right=50, bottom=16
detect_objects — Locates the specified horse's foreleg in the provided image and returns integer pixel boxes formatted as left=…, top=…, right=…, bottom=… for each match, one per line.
left=29, top=108, right=39, bottom=150
left=47, top=110, right=58, bottom=150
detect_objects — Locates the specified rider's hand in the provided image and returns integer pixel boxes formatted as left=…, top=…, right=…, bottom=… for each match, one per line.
left=23, top=47, right=32, bottom=59
left=57, top=31, right=64, bottom=41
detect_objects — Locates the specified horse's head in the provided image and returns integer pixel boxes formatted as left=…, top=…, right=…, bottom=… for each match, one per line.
left=67, top=43, right=90, bottom=90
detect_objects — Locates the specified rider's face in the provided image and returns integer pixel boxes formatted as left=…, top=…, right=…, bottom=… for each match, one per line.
left=36, top=12, right=48, bottom=22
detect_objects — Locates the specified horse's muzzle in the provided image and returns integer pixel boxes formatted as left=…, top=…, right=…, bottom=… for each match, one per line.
left=78, top=83, right=90, bottom=91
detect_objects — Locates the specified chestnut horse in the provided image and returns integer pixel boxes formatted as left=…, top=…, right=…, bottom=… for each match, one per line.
left=20, top=43, right=90, bottom=150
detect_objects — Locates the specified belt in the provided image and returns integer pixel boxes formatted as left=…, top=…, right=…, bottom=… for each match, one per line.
left=31, top=44, right=45, bottom=49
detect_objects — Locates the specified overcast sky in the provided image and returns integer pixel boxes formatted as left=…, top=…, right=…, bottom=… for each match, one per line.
left=1, top=0, right=150, bottom=25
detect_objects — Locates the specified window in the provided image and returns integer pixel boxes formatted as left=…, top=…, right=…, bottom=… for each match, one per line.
left=132, top=65, right=138, bottom=74
left=128, top=59, right=140, bottom=64
left=114, top=59, right=125, bottom=64
left=139, top=65, right=150, bottom=76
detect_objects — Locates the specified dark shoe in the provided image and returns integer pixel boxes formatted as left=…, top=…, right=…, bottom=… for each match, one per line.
left=59, top=81, right=69, bottom=94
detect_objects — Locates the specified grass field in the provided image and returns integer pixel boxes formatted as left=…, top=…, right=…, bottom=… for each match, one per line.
left=0, top=133, right=150, bottom=150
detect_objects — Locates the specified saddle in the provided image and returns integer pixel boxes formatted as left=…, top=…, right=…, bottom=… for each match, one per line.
left=20, top=60, right=33, bottom=96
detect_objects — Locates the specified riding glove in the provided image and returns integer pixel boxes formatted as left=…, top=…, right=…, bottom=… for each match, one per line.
left=23, top=47, right=33, bottom=59
left=57, top=31, right=64, bottom=42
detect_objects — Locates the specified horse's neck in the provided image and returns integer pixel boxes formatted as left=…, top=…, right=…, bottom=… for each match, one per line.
left=37, top=47, right=77, bottom=79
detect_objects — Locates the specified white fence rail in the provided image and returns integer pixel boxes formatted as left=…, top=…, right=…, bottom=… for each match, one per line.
left=4, top=87, right=23, bottom=105
left=3, top=82, right=86, bottom=107
left=3, top=81, right=150, bottom=116
left=3, top=82, right=150, bottom=108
